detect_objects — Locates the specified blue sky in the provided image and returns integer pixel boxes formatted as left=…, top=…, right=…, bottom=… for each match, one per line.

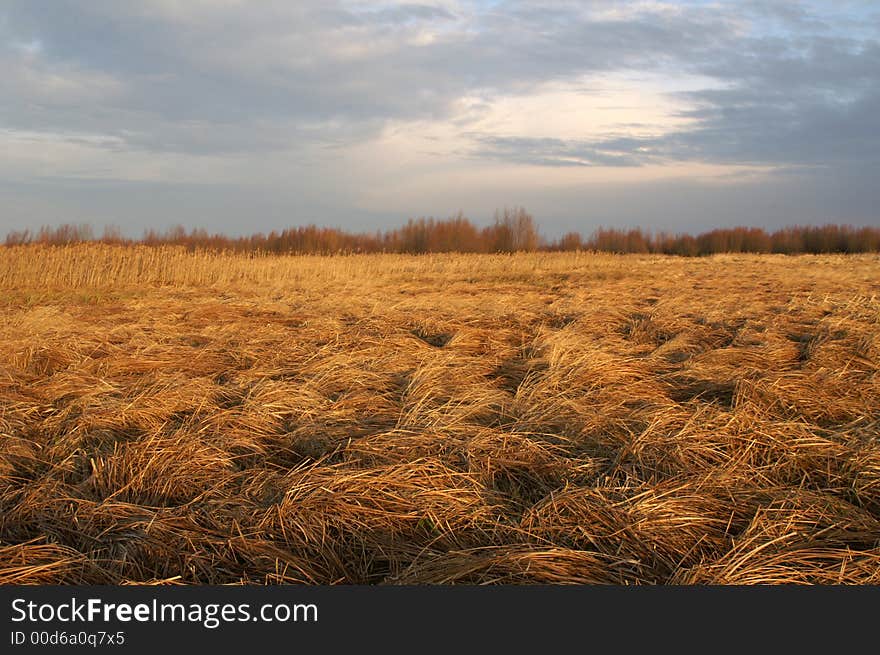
left=2, top=1, right=879, bottom=237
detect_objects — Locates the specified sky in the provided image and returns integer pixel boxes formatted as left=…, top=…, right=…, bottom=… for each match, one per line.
left=2, top=0, right=879, bottom=238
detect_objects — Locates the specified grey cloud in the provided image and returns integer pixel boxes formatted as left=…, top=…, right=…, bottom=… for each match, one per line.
left=469, top=135, right=649, bottom=167
left=462, top=7, right=880, bottom=171
left=1, top=1, right=879, bottom=234
left=356, top=4, right=458, bottom=24
left=0, top=1, right=750, bottom=155
left=470, top=161, right=880, bottom=236
left=661, top=33, right=880, bottom=167
left=474, top=74, right=880, bottom=171
left=0, top=174, right=397, bottom=237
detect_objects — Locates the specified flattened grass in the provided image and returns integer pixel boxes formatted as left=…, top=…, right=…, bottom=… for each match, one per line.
left=1, top=247, right=878, bottom=583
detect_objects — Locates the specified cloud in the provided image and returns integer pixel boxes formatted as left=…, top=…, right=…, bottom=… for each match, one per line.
left=469, top=134, right=649, bottom=167
left=0, top=1, right=878, bottom=233
left=0, top=1, right=746, bottom=154
left=457, top=8, right=880, bottom=171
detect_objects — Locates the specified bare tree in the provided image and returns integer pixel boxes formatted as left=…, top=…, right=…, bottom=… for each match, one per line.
left=490, top=206, right=539, bottom=252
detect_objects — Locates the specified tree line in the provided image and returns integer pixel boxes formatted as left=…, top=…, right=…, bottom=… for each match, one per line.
left=4, top=208, right=879, bottom=255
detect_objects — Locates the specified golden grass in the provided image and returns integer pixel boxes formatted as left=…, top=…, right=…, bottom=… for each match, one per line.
left=1, top=245, right=878, bottom=584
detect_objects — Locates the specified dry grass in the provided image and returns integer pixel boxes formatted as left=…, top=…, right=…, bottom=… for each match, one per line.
left=1, top=245, right=878, bottom=584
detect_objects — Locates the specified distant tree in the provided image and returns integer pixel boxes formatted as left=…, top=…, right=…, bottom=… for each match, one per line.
left=5, top=229, right=32, bottom=246
left=6, top=219, right=880, bottom=256
left=557, top=232, right=583, bottom=251
left=487, top=207, right=539, bottom=252
left=100, top=225, right=126, bottom=245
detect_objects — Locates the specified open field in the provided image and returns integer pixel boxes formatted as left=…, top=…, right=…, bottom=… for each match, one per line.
left=1, top=245, right=879, bottom=584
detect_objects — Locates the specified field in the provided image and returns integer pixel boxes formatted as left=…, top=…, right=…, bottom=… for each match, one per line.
left=1, top=245, right=879, bottom=584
